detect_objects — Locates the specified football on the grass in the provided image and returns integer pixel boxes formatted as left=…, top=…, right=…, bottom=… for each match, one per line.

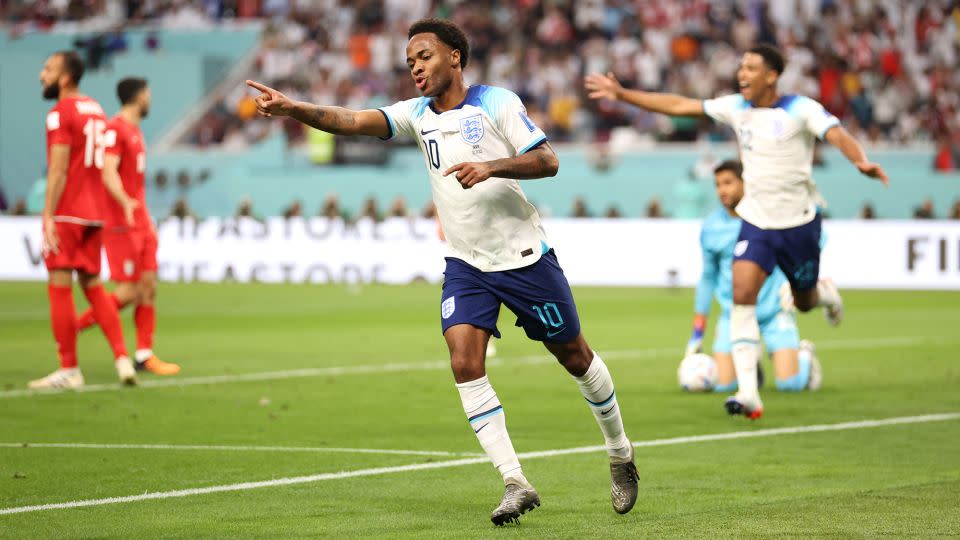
left=677, top=353, right=718, bottom=392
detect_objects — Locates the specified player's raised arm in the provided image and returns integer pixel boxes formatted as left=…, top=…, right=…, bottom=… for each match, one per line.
left=584, top=72, right=705, bottom=117
left=443, top=143, right=559, bottom=189
left=245, top=80, right=390, bottom=138
left=823, top=126, right=890, bottom=186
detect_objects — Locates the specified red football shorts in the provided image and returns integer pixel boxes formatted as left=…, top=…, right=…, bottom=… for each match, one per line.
left=103, top=228, right=158, bottom=282
left=43, top=222, right=103, bottom=275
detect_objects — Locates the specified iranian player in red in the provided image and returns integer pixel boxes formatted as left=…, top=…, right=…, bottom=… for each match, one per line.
left=31, top=51, right=137, bottom=389
left=75, top=78, right=180, bottom=375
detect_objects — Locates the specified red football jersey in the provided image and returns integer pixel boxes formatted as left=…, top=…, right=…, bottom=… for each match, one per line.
left=103, top=116, right=151, bottom=229
left=45, top=95, right=108, bottom=224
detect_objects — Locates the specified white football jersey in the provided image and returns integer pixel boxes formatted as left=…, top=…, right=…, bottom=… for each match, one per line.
left=380, top=85, right=550, bottom=271
left=703, top=94, right=840, bottom=229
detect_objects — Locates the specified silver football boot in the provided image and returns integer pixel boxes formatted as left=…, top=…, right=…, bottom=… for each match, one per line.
left=610, top=445, right=639, bottom=514
left=490, top=481, right=540, bottom=526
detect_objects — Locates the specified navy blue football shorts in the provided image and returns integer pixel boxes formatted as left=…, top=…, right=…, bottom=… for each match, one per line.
left=734, top=214, right=822, bottom=291
left=440, top=249, right=582, bottom=343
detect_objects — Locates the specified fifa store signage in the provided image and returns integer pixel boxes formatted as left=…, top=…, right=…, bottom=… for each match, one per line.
left=1, top=217, right=959, bottom=289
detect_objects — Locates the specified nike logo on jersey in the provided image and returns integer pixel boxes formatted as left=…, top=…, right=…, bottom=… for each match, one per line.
left=600, top=406, right=615, bottom=416
left=474, top=423, right=488, bottom=434
left=420, top=128, right=439, bottom=135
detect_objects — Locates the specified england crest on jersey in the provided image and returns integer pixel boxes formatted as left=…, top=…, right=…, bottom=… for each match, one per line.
left=460, top=114, right=484, bottom=144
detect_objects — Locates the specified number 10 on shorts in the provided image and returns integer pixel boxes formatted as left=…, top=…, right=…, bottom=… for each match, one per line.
left=532, top=302, right=563, bottom=328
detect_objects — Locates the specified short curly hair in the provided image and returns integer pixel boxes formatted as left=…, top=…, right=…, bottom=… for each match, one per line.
left=748, top=44, right=785, bottom=75
left=408, top=18, right=470, bottom=69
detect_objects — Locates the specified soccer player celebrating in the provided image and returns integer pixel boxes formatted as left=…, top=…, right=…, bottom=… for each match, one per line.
left=31, top=51, right=137, bottom=389
left=74, top=78, right=180, bottom=376
left=247, top=18, right=638, bottom=525
left=585, top=45, right=888, bottom=419
left=687, top=160, right=821, bottom=394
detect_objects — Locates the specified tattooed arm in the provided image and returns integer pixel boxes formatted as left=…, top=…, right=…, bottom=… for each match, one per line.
left=443, top=142, right=559, bottom=189
left=246, top=80, right=389, bottom=138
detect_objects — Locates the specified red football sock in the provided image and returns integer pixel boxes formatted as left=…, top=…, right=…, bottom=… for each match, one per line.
left=134, top=304, right=155, bottom=351
left=76, top=293, right=122, bottom=331
left=48, top=284, right=78, bottom=369
left=83, top=285, right=128, bottom=359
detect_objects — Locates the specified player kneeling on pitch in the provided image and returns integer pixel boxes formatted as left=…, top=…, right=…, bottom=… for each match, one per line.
left=679, top=160, right=821, bottom=394
left=246, top=18, right=638, bottom=525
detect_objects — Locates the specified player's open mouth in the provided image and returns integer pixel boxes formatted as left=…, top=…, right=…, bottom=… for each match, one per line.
left=415, top=77, right=427, bottom=91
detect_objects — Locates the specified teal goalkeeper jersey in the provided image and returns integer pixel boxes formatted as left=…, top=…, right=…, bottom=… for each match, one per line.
left=694, top=207, right=787, bottom=321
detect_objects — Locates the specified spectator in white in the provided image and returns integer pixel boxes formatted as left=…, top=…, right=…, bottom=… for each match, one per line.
left=284, top=200, right=303, bottom=219
left=645, top=198, right=665, bottom=218
left=634, top=41, right=663, bottom=91
left=235, top=197, right=260, bottom=221
left=161, top=1, right=212, bottom=29
left=571, top=197, right=591, bottom=218
left=358, top=196, right=381, bottom=222
left=913, top=199, right=935, bottom=220
left=388, top=196, right=409, bottom=218
left=320, top=195, right=344, bottom=220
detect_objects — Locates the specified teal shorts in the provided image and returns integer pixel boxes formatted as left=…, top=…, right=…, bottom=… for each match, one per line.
left=713, top=310, right=800, bottom=354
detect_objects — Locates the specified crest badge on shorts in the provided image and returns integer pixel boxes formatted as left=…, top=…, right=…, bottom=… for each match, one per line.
left=459, top=114, right=484, bottom=144
left=734, top=240, right=749, bottom=257
left=124, top=259, right=135, bottom=277
left=441, top=296, right=456, bottom=319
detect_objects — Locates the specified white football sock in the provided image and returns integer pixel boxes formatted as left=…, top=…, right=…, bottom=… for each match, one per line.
left=574, top=353, right=632, bottom=461
left=730, top=304, right=761, bottom=400
left=455, top=375, right=526, bottom=485
left=815, top=280, right=839, bottom=307
left=135, top=349, right=153, bottom=363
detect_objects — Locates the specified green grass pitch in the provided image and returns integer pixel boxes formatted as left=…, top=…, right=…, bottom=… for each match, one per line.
left=0, top=282, right=958, bottom=537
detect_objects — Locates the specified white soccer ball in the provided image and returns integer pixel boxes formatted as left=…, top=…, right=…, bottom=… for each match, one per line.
left=677, top=353, right=718, bottom=392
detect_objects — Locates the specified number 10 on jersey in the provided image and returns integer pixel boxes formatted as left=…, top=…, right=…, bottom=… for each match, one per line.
left=423, top=138, right=440, bottom=170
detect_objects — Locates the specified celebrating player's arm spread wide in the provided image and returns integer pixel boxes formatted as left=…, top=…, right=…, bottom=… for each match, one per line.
left=248, top=18, right=639, bottom=527
left=243, top=86, right=559, bottom=188
left=585, top=45, right=888, bottom=420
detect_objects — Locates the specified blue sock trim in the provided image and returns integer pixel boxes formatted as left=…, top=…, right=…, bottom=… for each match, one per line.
left=731, top=339, right=760, bottom=347
left=585, top=390, right=615, bottom=407
left=713, top=381, right=738, bottom=393
left=467, top=405, right=503, bottom=423
left=776, top=354, right=811, bottom=392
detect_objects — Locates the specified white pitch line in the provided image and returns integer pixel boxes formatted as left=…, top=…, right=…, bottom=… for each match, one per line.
left=0, top=442, right=481, bottom=458
left=0, top=335, right=947, bottom=399
left=1, top=412, right=957, bottom=516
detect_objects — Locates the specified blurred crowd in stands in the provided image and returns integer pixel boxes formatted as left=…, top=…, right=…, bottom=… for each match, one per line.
left=4, top=0, right=959, bottom=219
left=176, top=0, right=958, bottom=166
left=9, top=1, right=955, bottom=159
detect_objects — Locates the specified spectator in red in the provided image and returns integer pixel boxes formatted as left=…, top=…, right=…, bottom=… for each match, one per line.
left=934, top=135, right=957, bottom=172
